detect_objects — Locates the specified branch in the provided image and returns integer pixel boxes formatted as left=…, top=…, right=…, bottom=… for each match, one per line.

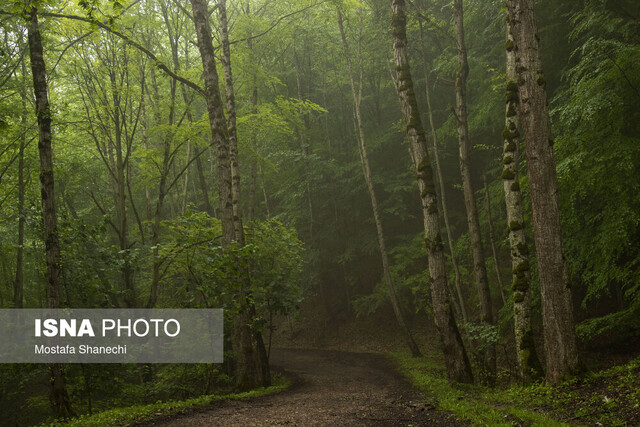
left=41, top=12, right=205, bottom=96
left=230, top=1, right=327, bottom=45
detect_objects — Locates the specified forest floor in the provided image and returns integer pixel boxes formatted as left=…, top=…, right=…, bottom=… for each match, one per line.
left=145, top=348, right=465, bottom=426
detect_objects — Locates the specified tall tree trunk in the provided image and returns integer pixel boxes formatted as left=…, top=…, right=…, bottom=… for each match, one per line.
left=453, top=0, right=496, bottom=383
left=501, top=22, right=541, bottom=381
left=506, top=0, right=579, bottom=385
left=26, top=6, right=73, bottom=418
left=482, top=174, right=506, bottom=304
left=419, top=22, right=467, bottom=323
left=391, top=0, right=472, bottom=383
left=218, top=0, right=244, bottom=244
left=146, top=65, right=173, bottom=309
left=14, top=47, right=27, bottom=309
left=218, top=0, right=270, bottom=388
left=108, top=66, right=135, bottom=307
left=190, top=0, right=234, bottom=244
left=338, top=10, right=421, bottom=357
left=191, top=0, right=269, bottom=390
left=292, top=43, right=314, bottom=242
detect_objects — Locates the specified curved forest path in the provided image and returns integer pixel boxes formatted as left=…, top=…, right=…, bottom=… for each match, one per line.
left=149, top=348, right=465, bottom=426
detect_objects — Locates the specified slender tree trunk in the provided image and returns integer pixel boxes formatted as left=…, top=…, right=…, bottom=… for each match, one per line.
left=195, top=153, right=213, bottom=215
left=26, top=6, right=73, bottom=418
left=338, top=10, right=421, bottom=357
left=483, top=174, right=506, bottom=304
left=14, top=49, right=27, bottom=309
left=419, top=23, right=467, bottom=323
left=191, top=0, right=269, bottom=390
left=146, top=63, right=173, bottom=309
left=502, top=23, right=542, bottom=381
left=190, top=0, right=234, bottom=244
left=246, top=2, right=258, bottom=222
left=453, top=0, right=496, bottom=382
left=260, top=165, right=270, bottom=218
left=506, top=0, right=579, bottom=384
left=391, top=0, right=472, bottom=383
left=181, top=142, right=191, bottom=216
left=218, top=0, right=270, bottom=388
left=292, top=43, right=314, bottom=242
left=109, top=67, right=135, bottom=307
left=218, top=0, right=244, bottom=244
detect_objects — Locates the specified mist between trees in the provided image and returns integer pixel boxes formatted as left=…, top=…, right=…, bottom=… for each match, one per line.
left=0, top=0, right=638, bottom=424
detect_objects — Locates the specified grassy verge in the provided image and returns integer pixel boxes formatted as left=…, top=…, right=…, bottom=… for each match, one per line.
left=392, top=352, right=640, bottom=426
left=44, top=373, right=291, bottom=427
left=391, top=352, right=566, bottom=426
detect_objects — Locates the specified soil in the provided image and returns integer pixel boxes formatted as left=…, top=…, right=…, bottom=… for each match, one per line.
left=147, top=348, right=466, bottom=426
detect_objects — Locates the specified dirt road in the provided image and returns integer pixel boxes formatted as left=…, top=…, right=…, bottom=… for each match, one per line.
left=150, top=349, right=465, bottom=426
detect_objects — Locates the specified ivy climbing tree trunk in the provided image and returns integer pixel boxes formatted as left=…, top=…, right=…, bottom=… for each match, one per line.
left=338, top=9, right=421, bottom=357
left=391, top=0, right=473, bottom=383
left=501, top=22, right=541, bottom=382
left=26, top=4, right=73, bottom=418
left=506, top=0, right=579, bottom=385
left=453, top=0, right=496, bottom=383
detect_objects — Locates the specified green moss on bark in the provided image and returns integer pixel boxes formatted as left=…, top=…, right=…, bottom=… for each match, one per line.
left=502, top=168, right=516, bottom=180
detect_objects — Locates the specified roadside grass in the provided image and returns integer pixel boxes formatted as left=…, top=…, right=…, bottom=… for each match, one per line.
left=392, top=352, right=640, bottom=426
left=43, top=373, right=291, bottom=427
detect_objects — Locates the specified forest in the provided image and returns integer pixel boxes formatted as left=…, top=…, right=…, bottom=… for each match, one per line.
left=0, top=0, right=638, bottom=425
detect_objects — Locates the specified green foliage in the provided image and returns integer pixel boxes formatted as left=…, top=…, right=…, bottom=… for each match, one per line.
left=391, top=352, right=565, bottom=426
left=552, top=0, right=640, bottom=341
left=44, top=373, right=291, bottom=427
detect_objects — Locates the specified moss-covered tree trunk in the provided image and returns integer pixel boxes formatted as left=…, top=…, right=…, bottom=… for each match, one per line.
left=391, top=0, right=472, bottom=383
left=419, top=22, right=468, bottom=323
left=453, top=0, right=496, bottom=383
left=26, top=4, right=73, bottom=418
left=501, top=22, right=542, bottom=382
left=338, top=10, right=421, bottom=357
left=506, top=0, right=579, bottom=385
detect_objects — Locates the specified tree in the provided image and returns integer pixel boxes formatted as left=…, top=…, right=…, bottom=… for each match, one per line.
left=25, top=3, right=73, bottom=417
left=418, top=21, right=467, bottom=323
left=506, top=0, right=579, bottom=384
left=501, top=20, right=541, bottom=381
left=189, top=0, right=269, bottom=390
left=337, top=8, right=421, bottom=357
left=390, top=0, right=472, bottom=383
left=452, top=0, right=495, bottom=382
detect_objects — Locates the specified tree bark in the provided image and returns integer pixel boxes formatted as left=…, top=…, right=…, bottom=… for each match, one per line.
left=391, top=0, right=472, bottom=383
left=191, top=0, right=269, bottom=390
left=506, top=0, right=579, bottom=385
left=26, top=5, right=73, bottom=418
left=218, top=0, right=244, bottom=244
left=14, top=45, right=27, bottom=309
left=338, top=10, right=421, bottom=357
left=501, top=22, right=542, bottom=382
left=190, top=0, right=234, bottom=245
left=452, top=0, right=496, bottom=383
left=483, top=174, right=506, bottom=305
left=418, top=22, right=467, bottom=323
